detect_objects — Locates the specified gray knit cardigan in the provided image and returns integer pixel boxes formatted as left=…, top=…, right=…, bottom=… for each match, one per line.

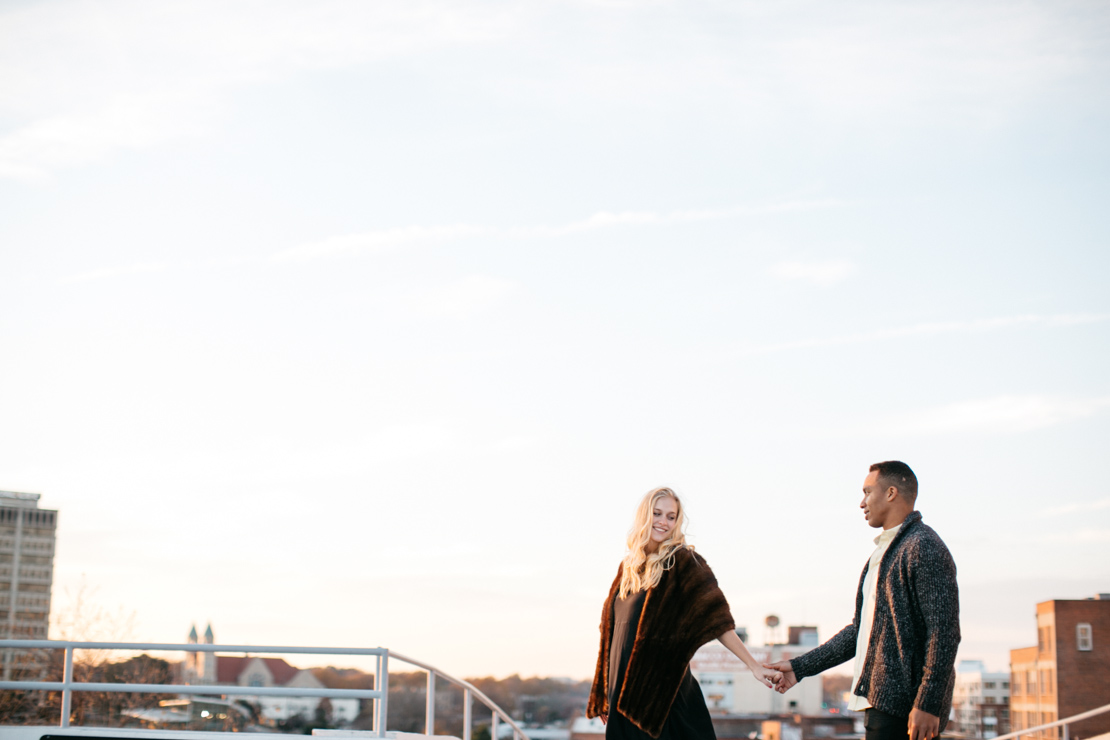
left=789, top=511, right=960, bottom=728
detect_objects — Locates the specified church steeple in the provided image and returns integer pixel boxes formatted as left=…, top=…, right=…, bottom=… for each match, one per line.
left=185, top=624, right=200, bottom=683
left=198, top=623, right=217, bottom=684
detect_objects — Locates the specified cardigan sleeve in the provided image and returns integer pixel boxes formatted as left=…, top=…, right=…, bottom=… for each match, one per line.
left=909, top=536, right=961, bottom=716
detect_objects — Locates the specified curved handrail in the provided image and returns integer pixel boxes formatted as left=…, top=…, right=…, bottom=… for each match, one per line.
left=991, top=702, right=1110, bottom=740
left=0, top=639, right=530, bottom=740
left=390, top=650, right=530, bottom=740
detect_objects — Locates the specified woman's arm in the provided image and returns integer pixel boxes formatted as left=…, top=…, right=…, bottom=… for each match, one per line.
left=718, top=629, right=780, bottom=688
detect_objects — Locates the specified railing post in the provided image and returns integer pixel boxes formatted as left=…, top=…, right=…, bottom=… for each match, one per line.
left=1063, top=724, right=1069, bottom=740
left=492, top=713, right=500, bottom=740
left=378, top=651, right=389, bottom=739
left=60, top=646, right=74, bottom=728
left=426, top=671, right=436, bottom=735
left=463, top=688, right=472, bottom=740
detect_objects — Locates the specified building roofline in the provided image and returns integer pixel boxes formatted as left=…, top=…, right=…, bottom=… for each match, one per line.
left=0, top=491, right=42, bottom=508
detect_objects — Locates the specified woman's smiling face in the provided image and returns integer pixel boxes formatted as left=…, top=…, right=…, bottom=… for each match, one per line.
left=649, top=495, right=679, bottom=546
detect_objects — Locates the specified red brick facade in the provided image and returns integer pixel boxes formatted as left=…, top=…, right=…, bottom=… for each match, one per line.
left=1010, top=598, right=1110, bottom=740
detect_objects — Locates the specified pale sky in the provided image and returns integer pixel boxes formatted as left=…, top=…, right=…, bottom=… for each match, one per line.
left=1, top=0, right=1108, bottom=681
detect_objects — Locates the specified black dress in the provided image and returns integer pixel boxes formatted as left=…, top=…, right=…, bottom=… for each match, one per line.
left=606, top=589, right=717, bottom=740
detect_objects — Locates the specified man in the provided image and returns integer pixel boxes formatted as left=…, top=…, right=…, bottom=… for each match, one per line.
left=765, top=461, right=959, bottom=740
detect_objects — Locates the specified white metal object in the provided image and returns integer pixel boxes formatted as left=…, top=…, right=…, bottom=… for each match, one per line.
left=425, top=671, right=435, bottom=734
left=0, top=639, right=529, bottom=740
left=462, top=688, right=471, bottom=740
left=60, top=647, right=73, bottom=729
left=990, top=702, right=1110, bottom=740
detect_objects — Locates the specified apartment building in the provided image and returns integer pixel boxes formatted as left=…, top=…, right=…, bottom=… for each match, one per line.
left=0, top=491, right=58, bottom=680
left=1010, top=595, right=1110, bottom=740
left=951, top=660, right=1010, bottom=738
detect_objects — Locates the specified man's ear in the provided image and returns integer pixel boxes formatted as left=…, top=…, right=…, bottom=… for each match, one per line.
left=886, top=486, right=899, bottom=501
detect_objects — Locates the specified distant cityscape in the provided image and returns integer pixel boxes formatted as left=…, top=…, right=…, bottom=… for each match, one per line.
left=2, top=490, right=1108, bottom=740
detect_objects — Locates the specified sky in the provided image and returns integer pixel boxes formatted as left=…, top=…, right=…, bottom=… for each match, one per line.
left=1, top=0, right=1109, bottom=682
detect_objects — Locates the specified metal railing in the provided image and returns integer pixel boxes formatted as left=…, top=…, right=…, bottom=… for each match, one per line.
left=0, top=640, right=530, bottom=740
left=992, top=702, right=1110, bottom=740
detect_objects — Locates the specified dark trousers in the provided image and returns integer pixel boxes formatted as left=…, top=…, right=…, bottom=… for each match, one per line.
left=865, top=709, right=909, bottom=740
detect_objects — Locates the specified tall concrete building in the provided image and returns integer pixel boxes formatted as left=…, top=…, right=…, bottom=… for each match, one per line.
left=1011, top=595, right=1110, bottom=740
left=951, top=660, right=1010, bottom=738
left=0, top=491, right=58, bottom=679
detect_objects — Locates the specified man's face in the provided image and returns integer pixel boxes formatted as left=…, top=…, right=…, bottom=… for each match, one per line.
left=860, top=470, right=891, bottom=529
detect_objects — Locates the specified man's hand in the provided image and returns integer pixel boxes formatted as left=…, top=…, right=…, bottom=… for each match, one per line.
left=908, top=708, right=939, bottom=740
left=763, top=661, right=797, bottom=693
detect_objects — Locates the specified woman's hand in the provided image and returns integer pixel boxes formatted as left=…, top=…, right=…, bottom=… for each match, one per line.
left=750, top=664, right=782, bottom=689
left=599, top=712, right=608, bottom=725
left=718, top=629, right=782, bottom=688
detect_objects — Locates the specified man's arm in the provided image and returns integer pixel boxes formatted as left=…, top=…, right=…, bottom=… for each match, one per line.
left=775, top=564, right=867, bottom=685
left=766, top=621, right=857, bottom=694
left=910, top=537, right=961, bottom=717
left=785, top=621, right=859, bottom=680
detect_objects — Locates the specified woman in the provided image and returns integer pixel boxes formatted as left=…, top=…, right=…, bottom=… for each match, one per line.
left=587, top=487, right=779, bottom=740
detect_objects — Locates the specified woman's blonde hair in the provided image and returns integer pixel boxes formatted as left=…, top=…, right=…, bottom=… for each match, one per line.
left=618, top=486, right=688, bottom=598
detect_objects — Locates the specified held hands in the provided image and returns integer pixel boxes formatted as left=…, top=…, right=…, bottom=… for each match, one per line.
left=908, top=709, right=940, bottom=740
left=763, top=660, right=797, bottom=694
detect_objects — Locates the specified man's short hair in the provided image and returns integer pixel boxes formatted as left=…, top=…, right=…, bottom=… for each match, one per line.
left=870, top=460, right=918, bottom=502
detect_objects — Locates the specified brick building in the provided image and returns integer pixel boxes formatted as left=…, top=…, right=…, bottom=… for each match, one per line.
left=1010, top=595, right=1110, bottom=740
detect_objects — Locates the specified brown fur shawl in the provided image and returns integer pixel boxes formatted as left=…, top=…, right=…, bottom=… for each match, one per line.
left=586, top=547, right=735, bottom=738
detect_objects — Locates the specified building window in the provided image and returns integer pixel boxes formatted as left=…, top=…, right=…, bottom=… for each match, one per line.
left=1038, top=669, right=1054, bottom=695
left=1077, top=623, right=1093, bottom=651
left=984, top=681, right=995, bottom=689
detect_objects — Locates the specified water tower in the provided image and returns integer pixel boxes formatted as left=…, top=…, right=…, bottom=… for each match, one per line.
left=764, top=614, right=783, bottom=646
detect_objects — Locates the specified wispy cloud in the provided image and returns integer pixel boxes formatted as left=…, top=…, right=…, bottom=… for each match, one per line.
left=0, top=1, right=514, bottom=180
left=274, top=198, right=850, bottom=261
left=1035, top=528, right=1110, bottom=544
left=768, top=260, right=856, bottom=286
left=52, top=198, right=848, bottom=284
left=3, top=0, right=1102, bottom=180
left=386, top=275, right=519, bottom=319
left=273, top=225, right=488, bottom=262
left=888, top=395, right=1110, bottom=435
left=1041, top=498, right=1110, bottom=516
left=0, top=94, right=211, bottom=182
left=57, top=262, right=169, bottom=285
left=746, top=313, right=1110, bottom=354
left=528, top=199, right=849, bottom=237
